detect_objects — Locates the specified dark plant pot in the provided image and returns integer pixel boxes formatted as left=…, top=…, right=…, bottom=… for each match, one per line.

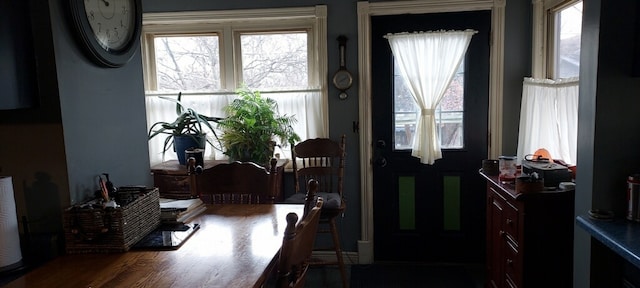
left=174, top=134, right=206, bottom=165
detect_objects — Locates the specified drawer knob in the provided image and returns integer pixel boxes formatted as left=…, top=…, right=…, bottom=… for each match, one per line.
left=507, top=259, right=513, bottom=266
left=506, top=219, right=513, bottom=225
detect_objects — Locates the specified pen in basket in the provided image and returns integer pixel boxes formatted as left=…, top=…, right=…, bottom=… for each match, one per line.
left=99, top=177, right=110, bottom=202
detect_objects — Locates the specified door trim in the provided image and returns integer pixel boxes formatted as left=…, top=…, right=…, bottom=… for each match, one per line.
left=356, top=0, right=506, bottom=264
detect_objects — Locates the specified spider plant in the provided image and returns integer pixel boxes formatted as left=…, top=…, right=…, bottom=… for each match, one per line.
left=148, top=92, right=223, bottom=162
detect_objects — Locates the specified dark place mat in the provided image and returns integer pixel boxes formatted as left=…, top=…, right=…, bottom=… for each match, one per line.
left=132, top=223, right=200, bottom=250
left=350, top=263, right=476, bottom=288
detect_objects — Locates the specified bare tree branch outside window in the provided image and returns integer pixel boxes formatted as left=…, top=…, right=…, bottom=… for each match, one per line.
left=154, top=35, right=221, bottom=92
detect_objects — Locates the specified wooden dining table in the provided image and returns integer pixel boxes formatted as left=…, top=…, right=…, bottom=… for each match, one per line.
left=5, top=203, right=304, bottom=288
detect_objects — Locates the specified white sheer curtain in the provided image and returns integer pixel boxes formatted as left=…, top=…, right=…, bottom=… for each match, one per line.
left=516, top=77, right=579, bottom=165
left=262, top=91, right=325, bottom=160
left=146, top=91, right=324, bottom=166
left=385, top=30, right=476, bottom=164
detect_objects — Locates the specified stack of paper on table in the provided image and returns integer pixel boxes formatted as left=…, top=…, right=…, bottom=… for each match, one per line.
left=159, top=198, right=206, bottom=223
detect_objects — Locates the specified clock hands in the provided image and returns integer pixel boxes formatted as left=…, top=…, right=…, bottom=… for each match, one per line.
left=97, top=0, right=116, bottom=20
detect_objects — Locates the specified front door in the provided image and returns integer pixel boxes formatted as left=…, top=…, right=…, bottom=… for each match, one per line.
left=372, top=11, right=491, bottom=262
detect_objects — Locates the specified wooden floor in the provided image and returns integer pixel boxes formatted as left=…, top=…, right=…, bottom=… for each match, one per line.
left=2, top=262, right=485, bottom=287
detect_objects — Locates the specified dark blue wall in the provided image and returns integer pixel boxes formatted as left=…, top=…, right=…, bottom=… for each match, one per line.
left=48, top=0, right=152, bottom=203
left=575, top=1, right=640, bottom=287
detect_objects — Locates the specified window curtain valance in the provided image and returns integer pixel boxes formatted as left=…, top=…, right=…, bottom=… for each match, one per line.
left=384, top=30, right=477, bottom=164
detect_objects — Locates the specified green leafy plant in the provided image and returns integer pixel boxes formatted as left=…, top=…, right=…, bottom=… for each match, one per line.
left=148, top=92, right=222, bottom=158
left=217, top=86, right=300, bottom=165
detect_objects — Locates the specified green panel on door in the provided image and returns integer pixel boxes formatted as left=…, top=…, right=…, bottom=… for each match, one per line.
left=398, top=176, right=415, bottom=230
left=443, top=175, right=461, bottom=231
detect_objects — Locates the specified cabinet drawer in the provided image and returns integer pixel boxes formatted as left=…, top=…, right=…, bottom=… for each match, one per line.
left=504, top=239, right=520, bottom=288
left=504, top=202, right=519, bottom=243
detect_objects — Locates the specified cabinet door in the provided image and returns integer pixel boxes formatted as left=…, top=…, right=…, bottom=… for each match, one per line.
left=487, top=187, right=505, bottom=288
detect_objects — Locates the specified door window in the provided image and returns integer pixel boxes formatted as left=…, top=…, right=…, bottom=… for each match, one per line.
left=393, top=59, right=465, bottom=150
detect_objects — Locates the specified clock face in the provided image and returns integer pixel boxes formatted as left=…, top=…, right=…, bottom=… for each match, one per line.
left=70, top=0, right=141, bottom=67
left=333, top=69, right=353, bottom=91
left=83, top=0, right=135, bottom=51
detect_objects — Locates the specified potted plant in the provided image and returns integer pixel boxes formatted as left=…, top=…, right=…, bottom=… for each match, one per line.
left=217, top=86, right=300, bottom=165
left=148, top=92, right=222, bottom=165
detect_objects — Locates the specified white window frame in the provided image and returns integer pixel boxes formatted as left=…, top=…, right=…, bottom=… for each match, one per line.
left=519, top=0, right=580, bottom=166
left=140, top=6, right=329, bottom=165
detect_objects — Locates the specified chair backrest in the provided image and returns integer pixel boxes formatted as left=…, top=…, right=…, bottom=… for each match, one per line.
left=200, top=158, right=278, bottom=204
left=292, top=135, right=346, bottom=198
left=276, top=196, right=323, bottom=288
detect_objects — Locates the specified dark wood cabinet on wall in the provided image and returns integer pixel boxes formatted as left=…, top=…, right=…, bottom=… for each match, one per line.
left=0, top=0, right=39, bottom=110
left=482, top=171, right=574, bottom=288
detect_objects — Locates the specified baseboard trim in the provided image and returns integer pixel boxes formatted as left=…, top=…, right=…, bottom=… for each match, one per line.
left=311, top=251, right=359, bottom=265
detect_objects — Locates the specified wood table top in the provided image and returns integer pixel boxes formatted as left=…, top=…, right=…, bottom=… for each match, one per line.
left=5, top=203, right=305, bottom=288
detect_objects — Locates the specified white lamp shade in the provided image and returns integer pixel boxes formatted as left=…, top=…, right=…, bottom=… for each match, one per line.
left=0, top=176, right=22, bottom=268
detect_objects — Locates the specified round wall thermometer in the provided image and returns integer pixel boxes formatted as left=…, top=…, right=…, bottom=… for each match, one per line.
left=332, top=35, right=353, bottom=100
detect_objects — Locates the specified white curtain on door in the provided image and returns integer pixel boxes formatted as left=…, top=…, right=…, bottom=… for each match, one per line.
left=516, top=77, right=579, bottom=165
left=385, top=30, right=476, bottom=164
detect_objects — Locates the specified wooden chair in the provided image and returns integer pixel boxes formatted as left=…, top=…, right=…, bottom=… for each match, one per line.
left=193, top=157, right=279, bottom=204
left=276, top=180, right=323, bottom=288
left=285, top=135, right=348, bottom=288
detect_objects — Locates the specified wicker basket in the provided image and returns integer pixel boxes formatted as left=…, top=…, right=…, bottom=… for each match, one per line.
left=63, top=188, right=160, bottom=253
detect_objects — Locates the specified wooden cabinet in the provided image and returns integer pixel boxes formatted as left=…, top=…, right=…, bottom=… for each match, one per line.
left=482, top=171, right=574, bottom=288
left=151, top=159, right=287, bottom=201
left=151, top=160, right=215, bottom=199
left=1, top=0, right=39, bottom=110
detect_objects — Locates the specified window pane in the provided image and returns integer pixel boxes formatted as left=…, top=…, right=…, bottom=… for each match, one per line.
left=153, top=35, right=220, bottom=92
left=240, top=32, right=308, bottom=89
left=437, top=65, right=464, bottom=149
left=555, top=1, right=582, bottom=78
left=393, top=61, right=464, bottom=150
left=393, top=59, right=417, bottom=150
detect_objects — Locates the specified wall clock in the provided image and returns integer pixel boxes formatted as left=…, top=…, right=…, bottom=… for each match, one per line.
left=332, top=35, right=353, bottom=100
left=69, top=0, right=142, bottom=68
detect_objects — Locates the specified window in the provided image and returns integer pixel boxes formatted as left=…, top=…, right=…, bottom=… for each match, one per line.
left=549, top=1, right=582, bottom=79
left=517, top=0, right=582, bottom=165
left=142, top=6, right=328, bottom=165
left=393, top=59, right=465, bottom=150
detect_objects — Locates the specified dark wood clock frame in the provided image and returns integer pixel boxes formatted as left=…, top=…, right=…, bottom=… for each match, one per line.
left=68, top=0, right=142, bottom=68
